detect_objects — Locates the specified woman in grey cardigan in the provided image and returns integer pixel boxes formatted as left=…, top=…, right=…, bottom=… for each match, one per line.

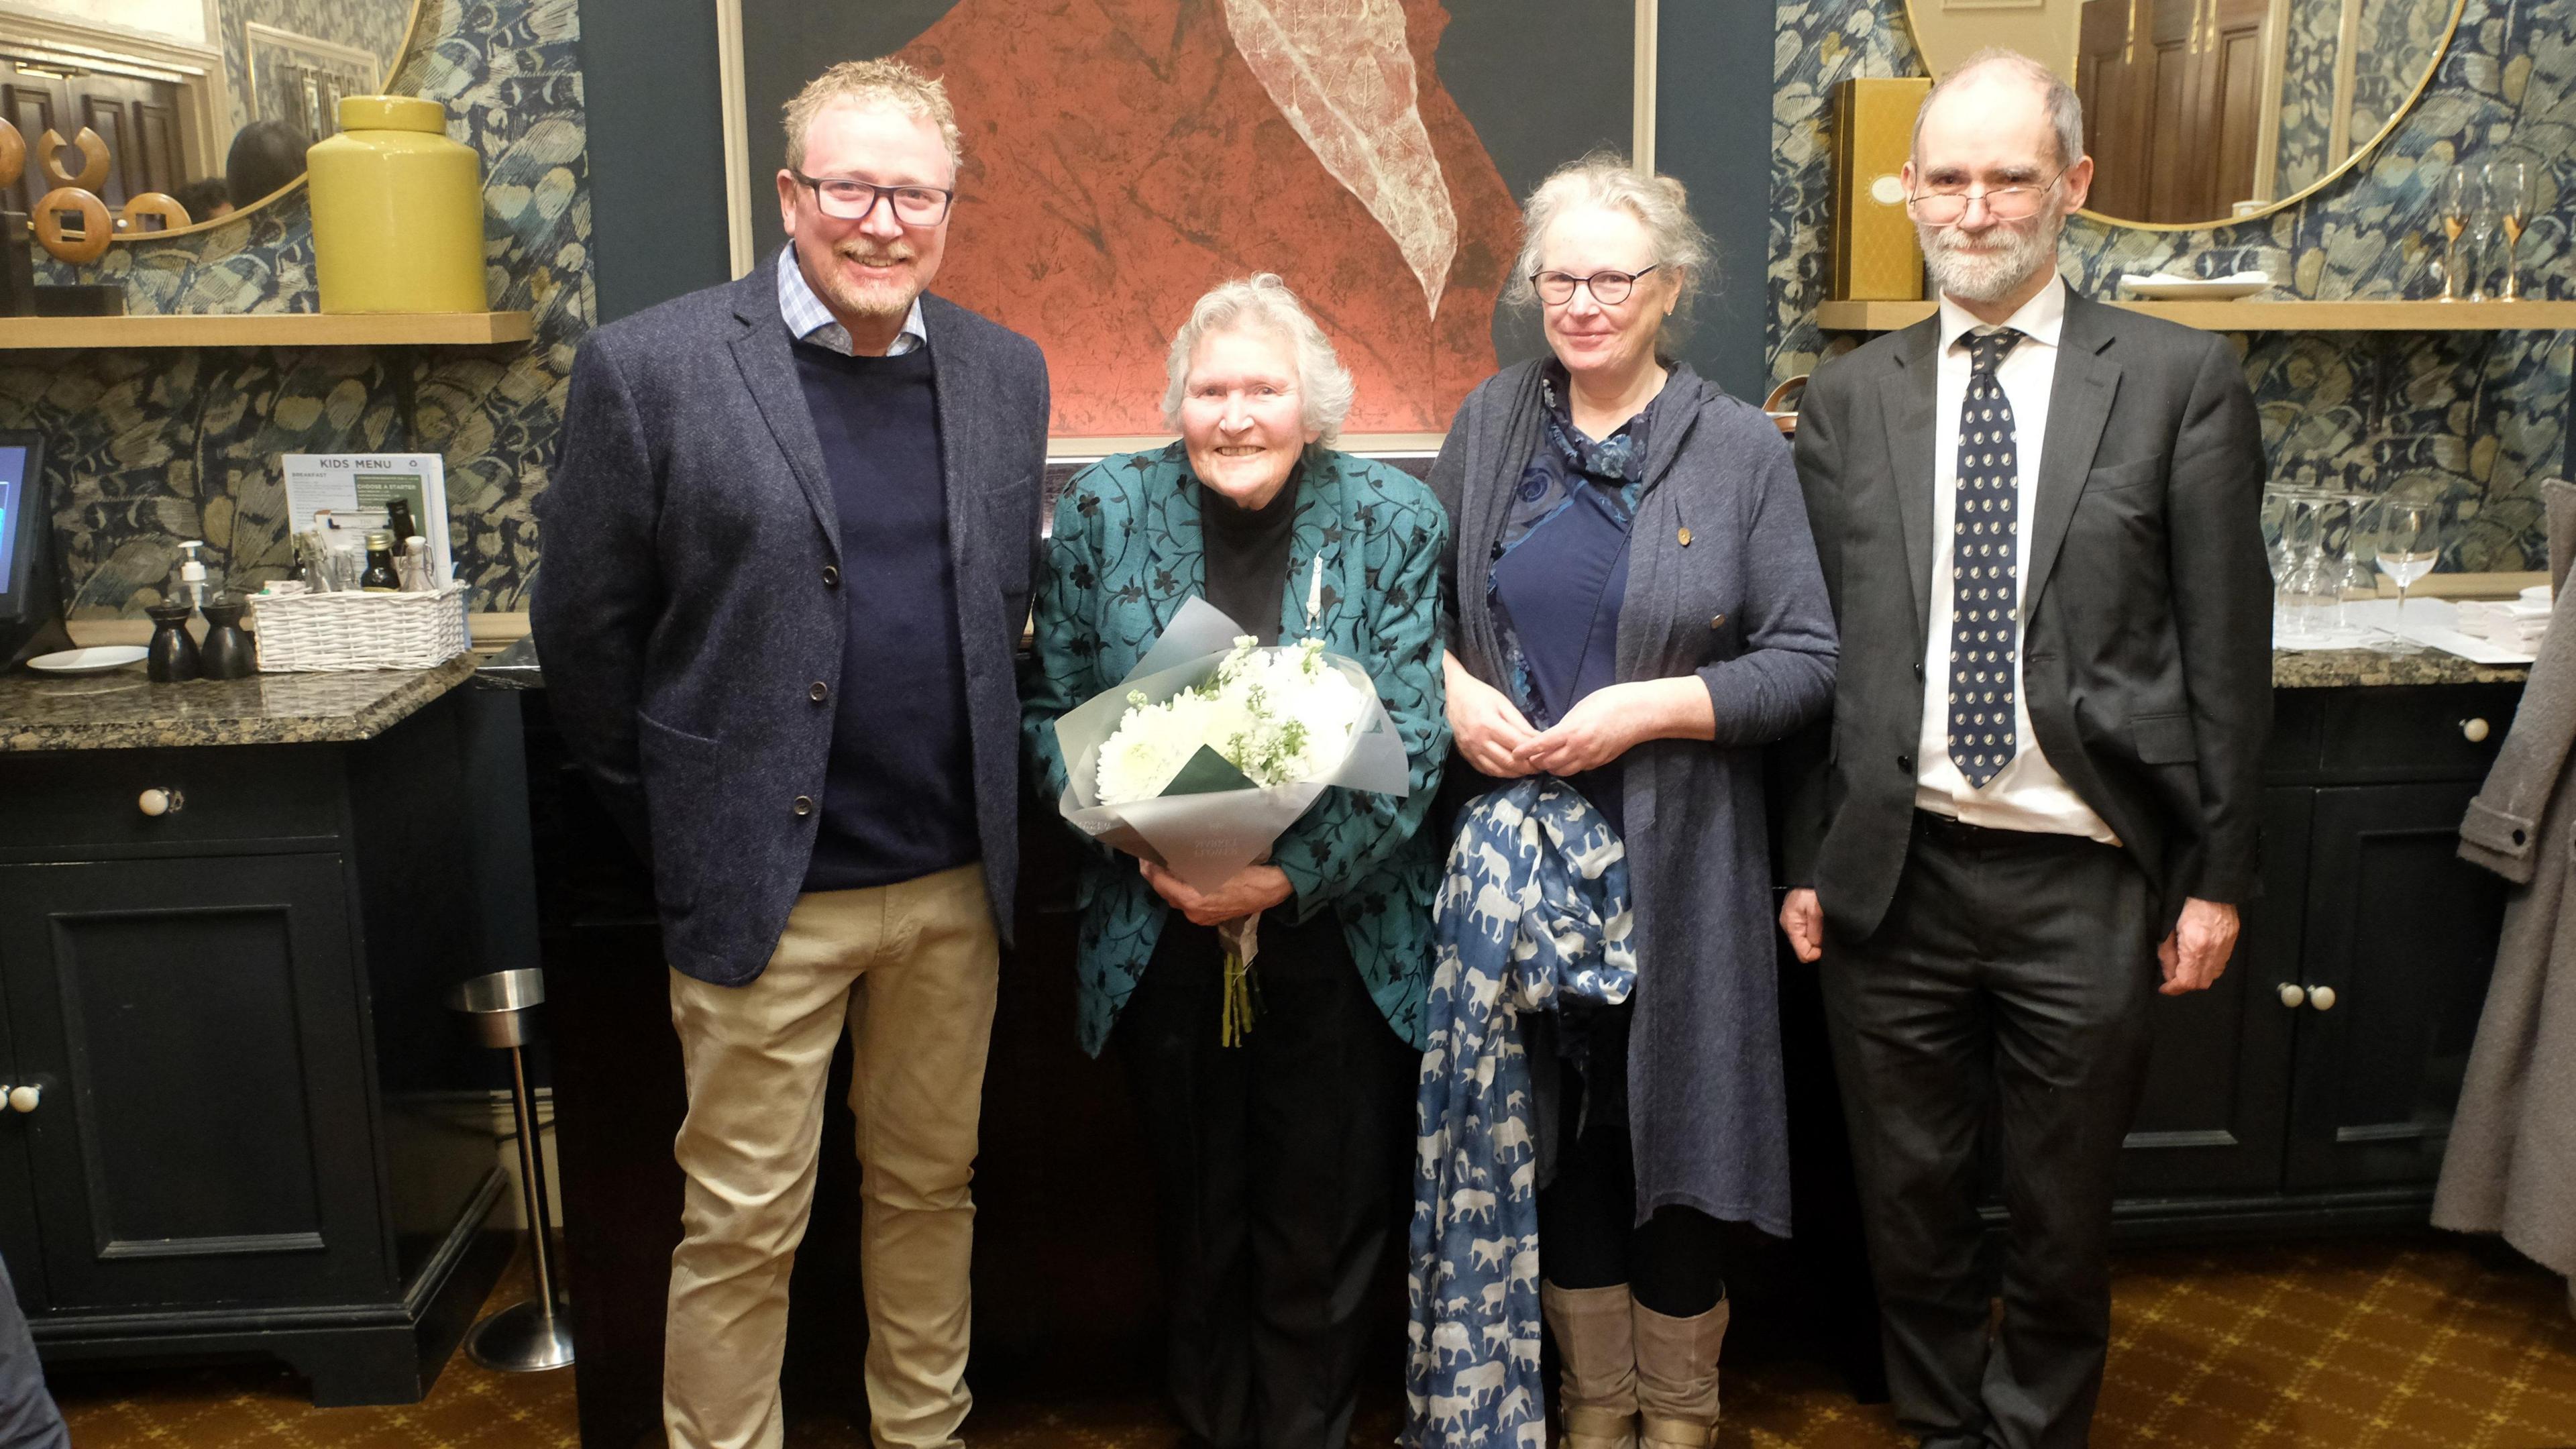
left=1428, top=154, right=1836, bottom=1448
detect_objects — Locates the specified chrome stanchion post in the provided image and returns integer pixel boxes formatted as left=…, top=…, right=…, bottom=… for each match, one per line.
left=448, top=967, right=575, bottom=1372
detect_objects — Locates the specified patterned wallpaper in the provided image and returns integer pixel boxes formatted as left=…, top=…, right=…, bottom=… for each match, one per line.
left=2271, top=0, right=2345, bottom=197
left=5, top=0, right=589, bottom=617
left=1771, top=0, right=2573, bottom=570
left=220, top=0, right=417, bottom=134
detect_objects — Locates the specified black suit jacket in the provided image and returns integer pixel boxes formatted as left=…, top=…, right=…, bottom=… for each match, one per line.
left=532, top=262, right=1051, bottom=984
left=1786, top=289, right=2271, bottom=943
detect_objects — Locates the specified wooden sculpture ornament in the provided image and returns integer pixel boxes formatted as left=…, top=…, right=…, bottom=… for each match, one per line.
left=0, top=119, right=22, bottom=193
left=119, top=193, right=191, bottom=234
left=37, top=127, right=111, bottom=193
left=33, top=187, right=112, bottom=264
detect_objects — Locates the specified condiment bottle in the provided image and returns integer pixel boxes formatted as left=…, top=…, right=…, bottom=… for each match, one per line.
left=360, top=531, right=402, bottom=592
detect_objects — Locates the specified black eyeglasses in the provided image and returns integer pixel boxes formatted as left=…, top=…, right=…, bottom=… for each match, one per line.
left=1529, top=265, right=1660, bottom=306
left=789, top=172, right=955, bottom=225
left=1907, top=167, right=2068, bottom=225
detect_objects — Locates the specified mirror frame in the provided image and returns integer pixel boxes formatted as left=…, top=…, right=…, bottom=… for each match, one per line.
left=108, top=0, right=428, bottom=243
left=1897, top=0, right=2467, bottom=231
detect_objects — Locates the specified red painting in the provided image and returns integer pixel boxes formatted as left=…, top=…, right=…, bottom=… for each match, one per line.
left=894, top=0, right=1522, bottom=437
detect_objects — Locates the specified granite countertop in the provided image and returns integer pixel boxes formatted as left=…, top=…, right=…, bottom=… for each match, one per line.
left=0, top=654, right=480, bottom=752
left=2272, top=648, right=2531, bottom=689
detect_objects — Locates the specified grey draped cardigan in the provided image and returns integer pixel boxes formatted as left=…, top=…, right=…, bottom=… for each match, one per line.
left=1430, top=359, right=1837, bottom=1234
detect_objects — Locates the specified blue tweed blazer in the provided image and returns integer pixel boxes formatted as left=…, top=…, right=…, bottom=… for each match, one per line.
left=1022, top=443, right=1451, bottom=1055
left=533, top=264, right=1050, bottom=985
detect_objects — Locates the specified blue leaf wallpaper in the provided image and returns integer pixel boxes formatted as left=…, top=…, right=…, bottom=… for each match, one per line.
left=1770, top=0, right=2573, bottom=570
left=3, top=0, right=590, bottom=618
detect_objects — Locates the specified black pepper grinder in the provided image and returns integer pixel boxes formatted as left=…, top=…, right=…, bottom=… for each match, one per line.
left=199, top=597, right=256, bottom=680
left=145, top=601, right=201, bottom=682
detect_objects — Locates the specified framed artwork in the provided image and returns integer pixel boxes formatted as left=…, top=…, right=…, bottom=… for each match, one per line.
left=724, top=0, right=1654, bottom=451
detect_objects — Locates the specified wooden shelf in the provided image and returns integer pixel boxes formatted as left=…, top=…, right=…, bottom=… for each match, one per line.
left=1813, top=299, right=2576, bottom=333
left=0, top=311, right=535, bottom=350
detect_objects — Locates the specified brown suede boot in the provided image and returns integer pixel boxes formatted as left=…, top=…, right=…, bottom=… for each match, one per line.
left=1540, top=1281, right=1639, bottom=1449
left=1633, top=1295, right=1729, bottom=1448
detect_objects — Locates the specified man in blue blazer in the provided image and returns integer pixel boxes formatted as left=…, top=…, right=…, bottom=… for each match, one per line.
left=533, top=58, right=1048, bottom=1449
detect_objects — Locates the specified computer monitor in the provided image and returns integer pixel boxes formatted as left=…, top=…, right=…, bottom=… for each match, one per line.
left=0, top=431, right=72, bottom=666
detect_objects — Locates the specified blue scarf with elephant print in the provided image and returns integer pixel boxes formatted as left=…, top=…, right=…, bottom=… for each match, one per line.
left=1404, top=778, right=1635, bottom=1448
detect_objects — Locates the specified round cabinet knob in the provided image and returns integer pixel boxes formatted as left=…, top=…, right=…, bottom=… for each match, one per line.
left=7, top=1084, right=37, bottom=1114
left=2277, top=983, right=2306, bottom=1009
left=2308, top=985, right=2338, bottom=1012
left=137, top=788, right=184, bottom=817
left=2462, top=717, right=2491, bottom=743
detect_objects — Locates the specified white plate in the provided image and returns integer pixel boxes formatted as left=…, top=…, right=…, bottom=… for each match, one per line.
left=2120, top=278, right=2268, bottom=301
left=23, top=645, right=149, bottom=674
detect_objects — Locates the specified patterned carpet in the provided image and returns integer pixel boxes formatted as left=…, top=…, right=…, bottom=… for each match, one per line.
left=43, top=1235, right=2576, bottom=1447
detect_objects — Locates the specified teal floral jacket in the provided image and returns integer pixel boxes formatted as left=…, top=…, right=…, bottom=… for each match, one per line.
left=1022, top=443, right=1451, bottom=1056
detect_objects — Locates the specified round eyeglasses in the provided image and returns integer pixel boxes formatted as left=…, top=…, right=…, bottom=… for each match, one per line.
left=790, top=172, right=955, bottom=225
left=1907, top=168, right=2068, bottom=226
left=1530, top=265, right=1660, bottom=307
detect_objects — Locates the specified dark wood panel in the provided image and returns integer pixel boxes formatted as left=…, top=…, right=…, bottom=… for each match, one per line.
left=3, top=77, right=60, bottom=215
left=0, top=854, right=388, bottom=1311
left=131, top=101, right=184, bottom=210
left=2288, top=782, right=2507, bottom=1191
left=0, top=745, right=344, bottom=858
left=77, top=96, right=131, bottom=208
left=2116, top=786, right=2308, bottom=1197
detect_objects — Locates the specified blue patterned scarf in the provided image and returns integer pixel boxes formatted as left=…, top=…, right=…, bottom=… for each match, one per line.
left=1404, top=779, right=1635, bottom=1448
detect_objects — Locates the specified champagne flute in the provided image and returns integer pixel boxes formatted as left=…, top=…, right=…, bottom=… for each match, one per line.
left=2490, top=160, right=2530, bottom=302
left=2465, top=167, right=2500, bottom=302
left=2438, top=164, right=2474, bottom=303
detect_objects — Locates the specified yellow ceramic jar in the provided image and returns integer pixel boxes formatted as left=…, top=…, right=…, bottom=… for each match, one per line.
left=307, top=95, right=488, bottom=314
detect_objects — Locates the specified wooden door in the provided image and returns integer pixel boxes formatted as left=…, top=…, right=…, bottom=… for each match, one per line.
left=2286, top=782, right=2508, bottom=1191
left=0, top=854, right=391, bottom=1313
left=2078, top=0, right=2145, bottom=219
left=2204, top=0, right=2272, bottom=214
left=2114, top=786, right=2308, bottom=1198
left=1, top=64, right=64, bottom=217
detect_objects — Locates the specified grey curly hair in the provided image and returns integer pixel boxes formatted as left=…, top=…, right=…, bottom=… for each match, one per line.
left=1505, top=150, right=1713, bottom=353
left=1161, top=273, right=1357, bottom=444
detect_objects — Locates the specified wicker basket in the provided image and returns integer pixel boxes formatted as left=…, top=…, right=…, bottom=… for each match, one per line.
left=253, top=583, right=472, bottom=672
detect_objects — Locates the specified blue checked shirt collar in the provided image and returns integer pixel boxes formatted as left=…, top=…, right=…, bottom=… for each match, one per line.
left=777, top=244, right=926, bottom=357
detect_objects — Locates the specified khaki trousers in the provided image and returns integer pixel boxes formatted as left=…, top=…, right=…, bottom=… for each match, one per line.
left=662, top=862, right=999, bottom=1449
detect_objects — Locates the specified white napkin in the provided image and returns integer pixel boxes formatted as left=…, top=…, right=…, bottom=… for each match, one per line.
left=2118, top=269, right=2271, bottom=288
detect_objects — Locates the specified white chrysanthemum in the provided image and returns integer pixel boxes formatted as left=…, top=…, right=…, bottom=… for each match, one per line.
left=1097, top=690, right=1216, bottom=804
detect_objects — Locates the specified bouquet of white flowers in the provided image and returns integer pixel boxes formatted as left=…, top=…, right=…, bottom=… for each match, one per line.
left=1051, top=595, right=1411, bottom=1041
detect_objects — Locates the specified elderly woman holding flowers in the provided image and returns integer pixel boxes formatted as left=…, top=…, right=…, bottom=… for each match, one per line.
left=1022, top=273, right=1449, bottom=1449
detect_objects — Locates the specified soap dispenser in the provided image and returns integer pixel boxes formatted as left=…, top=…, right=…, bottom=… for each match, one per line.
left=172, top=541, right=216, bottom=621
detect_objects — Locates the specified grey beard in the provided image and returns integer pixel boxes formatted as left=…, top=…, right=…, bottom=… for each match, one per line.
left=1920, top=214, right=2061, bottom=303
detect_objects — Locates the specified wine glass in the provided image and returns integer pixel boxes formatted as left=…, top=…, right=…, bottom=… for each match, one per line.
left=2490, top=160, right=2530, bottom=302
left=2465, top=167, right=2500, bottom=302
left=2438, top=164, right=2475, bottom=303
left=2277, top=489, right=2332, bottom=646
left=2369, top=499, right=2441, bottom=652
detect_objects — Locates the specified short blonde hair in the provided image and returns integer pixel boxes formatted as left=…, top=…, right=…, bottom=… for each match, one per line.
left=1505, top=151, right=1712, bottom=352
left=782, top=58, right=963, bottom=174
left=1161, top=274, right=1357, bottom=445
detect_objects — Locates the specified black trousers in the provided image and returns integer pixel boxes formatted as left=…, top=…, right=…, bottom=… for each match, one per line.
left=1821, top=812, right=2157, bottom=1449
left=1536, top=1012, right=1725, bottom=1318
left=1114, top=908, right=1415, bottom=1449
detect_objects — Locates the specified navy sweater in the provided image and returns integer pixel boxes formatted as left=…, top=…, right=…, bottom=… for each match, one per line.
left=794, top=342, right=979, bottom=892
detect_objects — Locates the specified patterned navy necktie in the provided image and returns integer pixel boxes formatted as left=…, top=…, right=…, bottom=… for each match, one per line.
left=1949, top=326, right=2024, bottom=790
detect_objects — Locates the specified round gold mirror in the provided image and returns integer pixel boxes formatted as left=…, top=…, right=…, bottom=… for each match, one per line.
left=1, top=0, right=423, bottom=241
left=1901, top=0, right=2466, bottom=229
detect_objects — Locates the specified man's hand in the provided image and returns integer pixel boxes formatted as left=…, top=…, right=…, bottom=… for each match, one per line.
left=1780, top=888, right=1825, bottom=963
left=2157, top=897, right=2239, bottom=995
left=1140, top=861, right=1293, bottom=926
left=1445, top=655, right=1540, bottom=778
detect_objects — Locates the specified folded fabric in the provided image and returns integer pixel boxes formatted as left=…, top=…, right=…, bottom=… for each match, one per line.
left=1404, top=778, right=1634, bottom=1449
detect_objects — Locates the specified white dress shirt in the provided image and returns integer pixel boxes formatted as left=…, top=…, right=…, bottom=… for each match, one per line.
left=777, top=244, right=926, bottom=357
left=1914, top=274, right=2117, bottom=843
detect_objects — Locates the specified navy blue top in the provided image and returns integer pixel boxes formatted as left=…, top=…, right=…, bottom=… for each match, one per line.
left=1486, top=364, right=1668, bottom=837
left=794, top=342, right=980, bottom=892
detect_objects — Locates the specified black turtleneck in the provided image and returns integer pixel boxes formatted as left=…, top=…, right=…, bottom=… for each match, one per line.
left=1197, top=464, right=1302, bottom=645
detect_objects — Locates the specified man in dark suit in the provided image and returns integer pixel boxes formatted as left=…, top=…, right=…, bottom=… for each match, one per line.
left=532, top=58, right=1048, bottom=1449
left=1780, top=48, right=2270, bottom=1449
